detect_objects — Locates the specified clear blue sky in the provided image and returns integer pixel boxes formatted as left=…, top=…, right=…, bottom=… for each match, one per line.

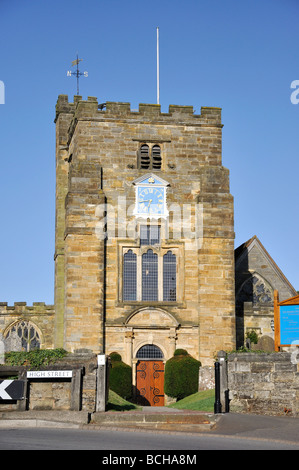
left=0, top=0, right=298, bottom=305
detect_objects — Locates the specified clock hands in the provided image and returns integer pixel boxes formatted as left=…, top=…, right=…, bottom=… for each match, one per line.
left=139, top=199, right=152, bottom=207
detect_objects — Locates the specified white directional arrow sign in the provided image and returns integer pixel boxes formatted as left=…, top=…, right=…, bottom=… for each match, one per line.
left=0, top=380, right=13, bottom=399
left=0, top=380, right=24, bottom=400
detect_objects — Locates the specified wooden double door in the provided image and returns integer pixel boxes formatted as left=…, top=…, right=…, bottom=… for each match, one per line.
left=136, top=360, right=164, bottom=406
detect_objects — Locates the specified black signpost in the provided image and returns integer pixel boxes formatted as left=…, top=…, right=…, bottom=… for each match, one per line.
left=214, top=362, right=222, bottom=414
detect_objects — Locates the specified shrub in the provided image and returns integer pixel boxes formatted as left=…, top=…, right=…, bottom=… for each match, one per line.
left=164, top=350, right=201, bottom=401
left=173, top=349, right=188, bottom=356
left=4, top=348, right=68, bottom=369
left=109, top=351, right=122, bottom=362
left=109, top=352, right=132, bottom=400
left=246, top=330, right=259, bottom=344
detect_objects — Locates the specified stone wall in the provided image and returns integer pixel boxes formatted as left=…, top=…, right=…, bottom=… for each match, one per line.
left=227, top=352, right=299, bottom=416
left=0, top=353, right=98, bottom=412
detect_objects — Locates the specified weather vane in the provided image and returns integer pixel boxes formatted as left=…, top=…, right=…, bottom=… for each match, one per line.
left=67, top=54, right=88, bottom=95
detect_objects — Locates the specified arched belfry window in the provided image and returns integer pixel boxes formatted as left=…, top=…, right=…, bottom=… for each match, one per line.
left=4, top=320, right=41, bottom=352
left=137, top=144, right=162, bottom=170
left=138, top=145, right=150, bottom=169
left=152, top=145, right=162, bottom=170
left=136, top=344, right=163, bottom=359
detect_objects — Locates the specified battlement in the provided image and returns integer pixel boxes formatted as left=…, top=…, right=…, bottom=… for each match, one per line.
left=0, top=302, right=55, bottom=313
left=55, top=94, right=222, bottom=125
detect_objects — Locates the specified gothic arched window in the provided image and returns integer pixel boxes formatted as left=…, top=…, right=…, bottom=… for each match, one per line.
left=4, top=320, right=41, bottom=352
left=122, top=229, right=178, bottom=303
left=236, top=274, right=273, bottom=306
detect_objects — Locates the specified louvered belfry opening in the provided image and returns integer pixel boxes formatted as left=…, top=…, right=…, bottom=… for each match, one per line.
left=139, top=144, right=151, bottom=169
left=152, top=145, right=161, bottom=170
left=138, top=144, right=161, bottom=170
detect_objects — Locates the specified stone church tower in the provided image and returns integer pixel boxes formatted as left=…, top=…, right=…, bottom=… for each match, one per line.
left=54, top=95, right=236, bottom=373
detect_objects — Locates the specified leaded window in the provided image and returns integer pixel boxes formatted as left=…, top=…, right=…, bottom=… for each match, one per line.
left=140, top=225, right=160, bottom=246
left=4, top=321, right=41, bottom=352
left=122, top=226, right=178, bottom=303
left=136, top=344, right=163, bottom=359
left=142, top=249, right=158, bottom=301
left=163, top=251, right=177, bottom=301
left=123, top=250, right=137, bottom=301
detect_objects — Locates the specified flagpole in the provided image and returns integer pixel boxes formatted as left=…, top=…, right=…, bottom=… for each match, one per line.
left=157, top=27, right=160, bottom=105
left=76, top=53, right=79, bottom=95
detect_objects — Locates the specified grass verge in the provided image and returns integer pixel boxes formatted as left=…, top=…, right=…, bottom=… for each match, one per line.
left=107, top=390, right=141, bottom=411
left=167, top=389, right=215, bottom=412
left=106, top=389, right=215, bottom=412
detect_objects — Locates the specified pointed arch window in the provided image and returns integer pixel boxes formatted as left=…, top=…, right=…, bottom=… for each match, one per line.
left=4, top=320, right=41, bottom=352
left=236, top=274, right=273, bottom=306
left=122, top=229, right=179, bottom=303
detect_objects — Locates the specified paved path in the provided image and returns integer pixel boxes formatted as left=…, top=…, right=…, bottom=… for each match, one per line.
left=141, top=406, right=184, bottom=412
left=211, top=412, right=299, bottom=445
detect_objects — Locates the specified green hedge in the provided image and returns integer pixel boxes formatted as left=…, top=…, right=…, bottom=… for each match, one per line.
left=164, top=350, right=201, bottom=400
left=109, top=352, right=132, bottom=400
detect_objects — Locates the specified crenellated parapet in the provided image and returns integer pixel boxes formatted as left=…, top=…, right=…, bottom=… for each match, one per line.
left=55, top=94, right=222, bottom=118
left=0, top=302, right=55, bottom=314
left=55, top=95, right=223, bottom=147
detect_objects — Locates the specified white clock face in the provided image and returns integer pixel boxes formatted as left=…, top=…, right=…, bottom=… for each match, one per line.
left=137, top=186, right=165, bottom=217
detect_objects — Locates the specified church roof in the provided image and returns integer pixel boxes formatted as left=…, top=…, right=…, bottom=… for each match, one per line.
left=235, top=235, right=297, bottom=296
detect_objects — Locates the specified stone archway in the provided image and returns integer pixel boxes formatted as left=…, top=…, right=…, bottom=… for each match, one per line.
left=123, top=307, right=179, bottom=405
left=123, top=307, right=179, bottom=365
